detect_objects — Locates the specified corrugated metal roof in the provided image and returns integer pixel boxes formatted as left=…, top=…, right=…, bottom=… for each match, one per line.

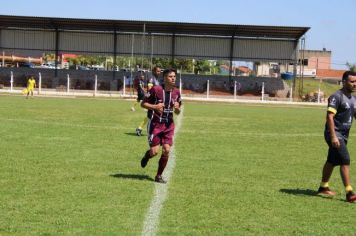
left=0, top=15, right=309, bottom=39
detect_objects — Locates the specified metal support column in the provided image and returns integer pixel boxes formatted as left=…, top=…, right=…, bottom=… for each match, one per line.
left=54, top=28, right=59, bottom=78
left=171, top=33, right=176, bottom=67
left=229, top=33, right=235, bottom=84
left=113, top=28, right=117, bottom=84
left=292, top=39, right=299, bottom=101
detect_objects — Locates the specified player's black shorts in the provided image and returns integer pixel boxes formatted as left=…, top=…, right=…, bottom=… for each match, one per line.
left=137, top=90, right=145, bottom=102
left=324, top=135, right=350, bottom=166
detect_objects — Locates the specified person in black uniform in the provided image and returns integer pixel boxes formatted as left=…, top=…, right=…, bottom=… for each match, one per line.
left=131, top=73, right=145, bottom=112
left=135, top=66, right=162, bottom=136
left=318, top=70, right=356, bottom=203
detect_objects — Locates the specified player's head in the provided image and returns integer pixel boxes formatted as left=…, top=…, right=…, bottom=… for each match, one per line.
left=342, top=70, right=356, bottom=93
left=152, top=66, right=161, bottom=78
left=163, top=68, right=177, bottom=87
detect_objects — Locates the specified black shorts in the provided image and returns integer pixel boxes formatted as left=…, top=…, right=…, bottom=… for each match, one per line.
left=137, top=91, right=145, bottom=102
left=325, top=136, right=350, bottom=166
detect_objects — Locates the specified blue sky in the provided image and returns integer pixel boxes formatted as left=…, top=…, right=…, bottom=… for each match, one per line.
left=1, top=0, right=355, bottom=69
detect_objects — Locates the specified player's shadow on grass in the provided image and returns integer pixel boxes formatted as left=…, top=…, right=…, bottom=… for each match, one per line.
left=280, top=188, right=342, bottom=201
left=124, top=132, right=146, bottom=137
left=110, top=173, right=154, bottom=182
left=279, top=188, right=318, bottom=197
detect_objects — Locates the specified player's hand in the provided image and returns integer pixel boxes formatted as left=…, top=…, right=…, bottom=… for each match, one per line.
left=331, top=136, right=340, bottom=148
left=174, top=102, right=180, bottom=114
left=155, top=103, right=164, bottom=114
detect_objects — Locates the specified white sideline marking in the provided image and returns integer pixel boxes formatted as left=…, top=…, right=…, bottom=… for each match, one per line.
left=141, top=107, right=184, bottom=236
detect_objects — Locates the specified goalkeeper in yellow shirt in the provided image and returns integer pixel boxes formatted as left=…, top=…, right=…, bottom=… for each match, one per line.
left=26, top=76, right=36, bottom=99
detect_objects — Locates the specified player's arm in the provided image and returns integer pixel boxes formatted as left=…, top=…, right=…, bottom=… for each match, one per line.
left=141, top=102, right=164, bottom=114
left=174, top=96, right=182, bottom=115
left=140, top=87, right=164, bottom=114
left=326, top=111, right=340, bottom=148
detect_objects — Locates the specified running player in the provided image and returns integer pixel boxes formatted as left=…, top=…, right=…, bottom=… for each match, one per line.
left=317, top=70, right=356, bottom=203
left=131, top=73, right=145, bottom=112
left=135, top=66, right=162, bottom=136
left=140, top=68, right=182, bottom=183
left=26, top=76, right=36, bottom=99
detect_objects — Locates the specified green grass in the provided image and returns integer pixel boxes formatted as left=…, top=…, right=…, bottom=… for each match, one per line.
left=1, top=95, right=356, bottom=235
left=286, top=78, right=341, bottom=98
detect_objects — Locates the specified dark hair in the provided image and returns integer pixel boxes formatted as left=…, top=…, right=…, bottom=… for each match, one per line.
left=163, top=68, right=177, bottom=77
left=152, top=66, right=160, bottom=72
left=342, top=70, right=356, bottom=81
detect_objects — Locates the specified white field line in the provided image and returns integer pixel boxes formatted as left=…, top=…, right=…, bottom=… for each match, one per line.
left=141, top=107, right=184, bottom=236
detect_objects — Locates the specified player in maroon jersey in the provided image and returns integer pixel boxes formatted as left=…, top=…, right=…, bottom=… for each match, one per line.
left=140, top=68, right=182, bottom=183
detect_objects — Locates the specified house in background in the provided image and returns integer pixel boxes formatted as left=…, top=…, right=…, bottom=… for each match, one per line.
left=254, top=48, right=345, bottom=80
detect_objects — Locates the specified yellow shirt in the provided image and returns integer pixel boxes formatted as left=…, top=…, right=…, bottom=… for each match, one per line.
left=27, top=79, right=36, bottom=89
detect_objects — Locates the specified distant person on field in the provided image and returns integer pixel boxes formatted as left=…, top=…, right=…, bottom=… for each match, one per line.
left=131, top=73, right=145, bottom=112
left=140, top=68, right=182, bottom=183
left=135, top=66, right=162, bottom=136
left=317, top=70, right=356, bottom=203
left=26, top=76, right=36, bottom=99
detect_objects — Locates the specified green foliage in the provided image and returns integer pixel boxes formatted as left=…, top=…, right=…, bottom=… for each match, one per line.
left=286, top=78, right=340, bottom=98
left=59, top=53, right=222, bottom=74
left=346, top=62, right=356, bottom=72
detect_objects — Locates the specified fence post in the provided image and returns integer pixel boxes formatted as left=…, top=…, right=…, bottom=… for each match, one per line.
left=317, top=78, right=322, bottom=103
left=179, top=77, right=182, bottom=95
left=123, top=76, right=126, bottom=96
left=261, top=82, right=265, bottom=101
left=94, top=74, right=98, bottom=97
left=207, top=80, right=210, bottom=99
left=10, top=71, right=13, bottom=92
left=234, top=81, right=237, bottom=99
left=179, top=66, right=182, bottom=95
left=38, top=72, right=42, bottom=95
left=67, top=74, right=70, bottom=94
left=290, top=86, right=293, bottom=102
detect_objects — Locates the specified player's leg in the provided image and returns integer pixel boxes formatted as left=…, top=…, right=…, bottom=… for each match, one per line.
left=136, top=117, right=148, bottom=136
left=155, top=123, right=175, bottom=183
left=318, top=140, right=337, bottom=196
left=132, top=91, right=143, bottom=111
left=318, top=161, right=336, bottom=195
left=26, top=88, right=30, bottom=99
left=141, top=144, right=160, bottom=168
left=141, top=122, right=162, bottom=168
left=337, top=140, right=356, bottom=202
left=131, top=100, right=138, bottom=111
left=321, top=161, right=334, bottom=183
left=155, top=144, right=171, bottom=183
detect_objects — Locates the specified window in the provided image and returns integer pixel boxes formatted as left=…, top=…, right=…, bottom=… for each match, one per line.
left=298, top=59, right=308, bottom=66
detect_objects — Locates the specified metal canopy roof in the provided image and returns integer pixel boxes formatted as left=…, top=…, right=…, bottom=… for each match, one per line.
left=0, top=15, right=309, bottom=39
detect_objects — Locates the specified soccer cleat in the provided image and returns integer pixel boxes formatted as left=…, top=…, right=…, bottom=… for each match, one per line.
left=155, top=175, right=166, bottom=184
left=317, top=187, right=336, bottom=196
left=136, top=128, right=142, bottom=136
left=141, top=151, right=150, bottom=168
left=346, top=191, right=356, bottom=203
left=131, top=107, right=135, bottom=112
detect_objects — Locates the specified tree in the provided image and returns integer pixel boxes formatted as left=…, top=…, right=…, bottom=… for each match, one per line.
left=42, top=53, right=55, bottom=62
left=346, top=62, right=356, bottom=72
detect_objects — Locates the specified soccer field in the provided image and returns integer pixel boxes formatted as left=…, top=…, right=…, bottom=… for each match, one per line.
left=0, top=95, right=356, bottom=235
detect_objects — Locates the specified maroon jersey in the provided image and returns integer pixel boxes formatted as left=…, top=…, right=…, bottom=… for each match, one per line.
left=144, top=85, right=182, bottom=124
